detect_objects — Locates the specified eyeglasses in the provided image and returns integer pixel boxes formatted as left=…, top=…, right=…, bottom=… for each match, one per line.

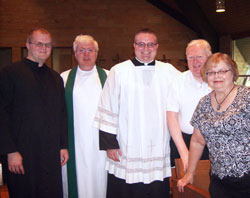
left=187, top=56, right=205, bottom=61
left=206, top=69, right=231, bottom=77
left=29, top=42, right=52, bottom=48
left=134, top=42, right=157, bottom=49
left=79, top=48, right=95, bottom=54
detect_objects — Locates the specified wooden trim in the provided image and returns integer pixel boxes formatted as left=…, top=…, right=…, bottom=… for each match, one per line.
left=172, top=179, right=210, bottom=198
left=0, top=185, right=9, bottom=198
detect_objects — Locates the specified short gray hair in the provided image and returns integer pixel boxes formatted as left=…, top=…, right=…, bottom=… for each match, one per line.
left=73, top=35, right=99, bottom=52
left=186, top=39, right=212, bottom=57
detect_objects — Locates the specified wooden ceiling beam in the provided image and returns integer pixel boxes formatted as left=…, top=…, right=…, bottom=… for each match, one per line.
left=147, top=0, right=219, bottom=52
left=174, top=0, right=219, bottom=52
left=146, top=0, right=194, bottom=31
left=231, top=31, right=250, bottom=40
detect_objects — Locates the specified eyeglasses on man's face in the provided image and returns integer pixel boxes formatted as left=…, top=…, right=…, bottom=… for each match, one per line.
left=79, top=48, right=95, bottom=54
left=206, top=69, right=231, bottom=77
left=29, top=41, right=52, bottom=48
left=134, top=42, right=158, bottom=49
left=187, top=56, right=206, bottom=61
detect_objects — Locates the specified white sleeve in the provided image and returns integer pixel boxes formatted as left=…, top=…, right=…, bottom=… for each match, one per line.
left=60, top=69, right=71, bottom=87
left=159, top=62, right=181, bottom=111
left=167, top=80, right=180, bottom=112
left=94, top=66, right=120, bottom=135
left=166, top=72, right=181, bottom=113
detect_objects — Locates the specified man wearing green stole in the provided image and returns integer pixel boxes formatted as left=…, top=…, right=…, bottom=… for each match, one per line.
left=61, top=35, right=108, bottom=198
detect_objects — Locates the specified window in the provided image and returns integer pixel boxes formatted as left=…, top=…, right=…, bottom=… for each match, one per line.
left=52, top=47, right=75, bottom=74
left=0, top=48, right=12, bottom=70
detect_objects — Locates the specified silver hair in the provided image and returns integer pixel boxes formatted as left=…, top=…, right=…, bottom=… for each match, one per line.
left=73, top=35, right=99, bottom=52
left=186, top=39, right=212, bottom=57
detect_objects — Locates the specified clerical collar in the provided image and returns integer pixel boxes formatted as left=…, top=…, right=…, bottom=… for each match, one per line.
left=131, top=58, right=155, bottom=66
left=24, top=58, right=47, bottom=70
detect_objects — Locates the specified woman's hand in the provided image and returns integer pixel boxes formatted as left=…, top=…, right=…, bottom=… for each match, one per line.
left=177, top=172, right=194, bottom=192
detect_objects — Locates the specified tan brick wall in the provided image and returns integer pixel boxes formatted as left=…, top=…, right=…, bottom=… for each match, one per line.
left=0, top=0, right=198, bottom=71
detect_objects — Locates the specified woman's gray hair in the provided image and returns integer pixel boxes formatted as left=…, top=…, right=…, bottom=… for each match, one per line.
left=73, top=35, right=99, bottom=52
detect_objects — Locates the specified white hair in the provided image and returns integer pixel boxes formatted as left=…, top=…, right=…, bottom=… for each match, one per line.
left=186, top=39, right=212, bottom=57
left=73, top=35, right=99, bottom=52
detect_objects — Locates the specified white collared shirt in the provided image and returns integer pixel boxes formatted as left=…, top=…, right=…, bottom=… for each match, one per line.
left=167, top=70, right=211, bottom=134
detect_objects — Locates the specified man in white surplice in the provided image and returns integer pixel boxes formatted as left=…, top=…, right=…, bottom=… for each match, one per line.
left=94, top=29, right=180, bottom=198
left=61, top=35, right=108, bottom=198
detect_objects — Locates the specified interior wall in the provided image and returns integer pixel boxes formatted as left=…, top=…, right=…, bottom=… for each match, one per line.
left=233, top=42, right=248, bottom=85
left=0, top=0, right=198, bottom=71
left=219, top=35, right=232, bottom=55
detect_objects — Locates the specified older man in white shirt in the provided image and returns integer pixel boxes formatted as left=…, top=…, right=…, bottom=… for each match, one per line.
left=167, top=39, right=212, bottom=171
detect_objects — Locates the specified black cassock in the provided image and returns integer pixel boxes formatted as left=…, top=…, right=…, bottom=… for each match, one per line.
left=0, top=58, right=68, bottom=198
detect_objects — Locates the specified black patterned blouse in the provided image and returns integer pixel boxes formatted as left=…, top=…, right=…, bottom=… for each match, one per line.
left=191, top=85, right=250, bottom=179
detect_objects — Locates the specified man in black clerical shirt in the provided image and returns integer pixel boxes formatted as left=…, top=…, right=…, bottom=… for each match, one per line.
left=0, top=28, right=69, bottom=198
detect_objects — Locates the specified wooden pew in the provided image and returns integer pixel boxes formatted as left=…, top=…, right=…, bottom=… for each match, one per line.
left=172, top=159, right=210, bottom=198
left=0, top=185, right=9, bottom=198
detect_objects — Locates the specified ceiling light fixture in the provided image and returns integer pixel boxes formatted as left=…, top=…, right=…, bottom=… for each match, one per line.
left=216, top=0, right=225, bottom=12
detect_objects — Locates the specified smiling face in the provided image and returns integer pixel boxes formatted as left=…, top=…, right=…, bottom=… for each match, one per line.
left=133, top=33, right=158, bottom=63
left=186, top=44, right=209, bottom=81
left=207, top=61, right=234, bottom=91
left=26, top=30, right=52, bottom=66
left=74, top=41, right=98, bottom=71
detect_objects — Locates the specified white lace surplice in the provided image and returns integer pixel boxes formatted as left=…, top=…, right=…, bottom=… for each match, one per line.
left=94, top=60, right=180, bottom=184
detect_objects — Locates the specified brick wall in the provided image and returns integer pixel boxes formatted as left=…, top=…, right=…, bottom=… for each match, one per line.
left=0, top=0, right=198, bottom=71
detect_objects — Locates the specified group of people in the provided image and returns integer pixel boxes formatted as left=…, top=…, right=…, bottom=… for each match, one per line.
left=0, top=27, right=249, bottom=198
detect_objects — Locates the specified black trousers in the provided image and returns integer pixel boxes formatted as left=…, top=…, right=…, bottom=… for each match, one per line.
left=209, top=173, right=250, bottom=198
left=170, top=132, right=209, bottom=167
left=106, top=173, right=170, bottom=198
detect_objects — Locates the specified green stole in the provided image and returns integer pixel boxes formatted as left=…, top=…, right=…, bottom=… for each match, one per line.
left=65, top=66, right=107, bottom=198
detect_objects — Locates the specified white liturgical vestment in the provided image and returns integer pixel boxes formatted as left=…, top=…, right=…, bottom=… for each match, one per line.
left=61, top=66, right=108, bottom=198
left=94, top=60, right=180, bottom=184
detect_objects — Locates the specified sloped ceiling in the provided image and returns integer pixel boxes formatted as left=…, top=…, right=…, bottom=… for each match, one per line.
left=148, top=0, right=250, bottom=64
left=195, top=0, right=250, bottom=39
left=196, top=0, right=250, bottom=65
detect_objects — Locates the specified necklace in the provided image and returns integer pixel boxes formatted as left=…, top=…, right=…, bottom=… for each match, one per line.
left=214, top=85, right=235, bottom=111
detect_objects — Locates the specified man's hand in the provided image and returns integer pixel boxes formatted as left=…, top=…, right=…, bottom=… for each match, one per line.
left=60, top=149, right=69, bottom=166
left=177, top=172, right=194, bottom=192
left=8, top=152, right=24, bottom=174
left=107, top=149, right=122, bottom=162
